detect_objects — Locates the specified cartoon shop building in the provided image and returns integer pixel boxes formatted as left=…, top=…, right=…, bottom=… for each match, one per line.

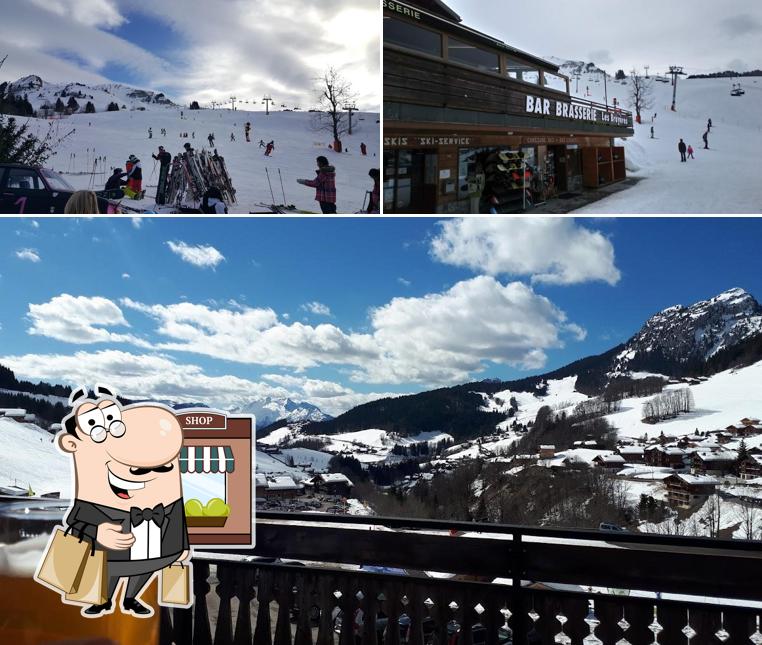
left=383, top=0, right=635, bottom=213
left=176, top=410, right=254, bottom=548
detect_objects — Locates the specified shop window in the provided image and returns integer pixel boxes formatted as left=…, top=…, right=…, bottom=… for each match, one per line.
left=543, top=72, right=567, bottom=92
left=506, top=59, right=540, bottom=85
left=384, top=17, right=442, bottom=57
left=447, top=37, right=500, bottom=73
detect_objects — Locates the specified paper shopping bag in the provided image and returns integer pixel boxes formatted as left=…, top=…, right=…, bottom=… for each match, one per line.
left=65, top=548, right=108, bottom=606
left=160, top=563, right=192, bottom=607
left=34, top=526, right=91, bottom=594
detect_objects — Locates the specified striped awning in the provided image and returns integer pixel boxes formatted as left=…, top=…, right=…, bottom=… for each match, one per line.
left=180, top=446, right=235, bottom=473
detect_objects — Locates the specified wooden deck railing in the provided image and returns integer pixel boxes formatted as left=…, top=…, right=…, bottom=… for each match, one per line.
left=161, top=512, right=762, bottom=645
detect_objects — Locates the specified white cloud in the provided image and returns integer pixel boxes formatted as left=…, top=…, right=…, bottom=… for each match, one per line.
left=0, top=349, right=392, bottom=417
left=430, top=218, right=621, bottom=286
left=358, top=276, right=584, bottom=383
left=27, top=294, right=148, bottom=346
left=166, top=240, right=225, bottom=268
left=301, top=301, right=332, bottom=316
left=131, top=217, right=142, bottom=229
left=122, top=273, right=131, bottom=279
left=15, top=248, right=41, bottom=263
left=31, top=220, right=40, bottom=229
left=28, top=0, right=125, bottom=28
left=397, top=277, right=411, bottom=287
left=28, top=276, right=585, bottom=387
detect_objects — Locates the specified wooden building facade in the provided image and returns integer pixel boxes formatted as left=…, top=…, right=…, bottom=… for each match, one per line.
left=383, top=0, right=634, bottom=213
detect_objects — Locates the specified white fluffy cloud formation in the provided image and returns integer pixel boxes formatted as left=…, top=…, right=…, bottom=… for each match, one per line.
left=27, top=294, right=148, bottom=346
left=0, top=350, right=391, bottom=416
left=166, top=241, right=225, bottom=268
left=26, top=277, right=585, bottom=386
left=301, top=301, right=332, bottom=316
left=430, top=218, right=621, bottom=285
left=15, top=249, right=41, bottom=263
left=2, top=0, right=380, bottom=109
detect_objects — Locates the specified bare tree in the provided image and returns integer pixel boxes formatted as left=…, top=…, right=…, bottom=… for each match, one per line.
left=628, top=69, right=654, bottom=124
left=740, top=503, right=759, bottom=540
left=312, top=67, right=357, bottom=151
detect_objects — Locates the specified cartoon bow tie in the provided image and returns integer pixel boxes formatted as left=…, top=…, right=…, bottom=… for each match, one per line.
left=130, top=504, right=166, bottom=527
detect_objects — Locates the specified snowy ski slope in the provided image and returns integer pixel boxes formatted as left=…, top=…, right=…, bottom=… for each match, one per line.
left=20, top=106, right=380, bottom=213
left=568, top=74, right=762, bottom=213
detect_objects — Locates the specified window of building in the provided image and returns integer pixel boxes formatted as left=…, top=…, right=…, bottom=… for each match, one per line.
left=543, top=72, right=568, bottom=92
left=6, top=169, right=44, bottom=190
left=506, top=59, right=540, bottom=85
left=384, top=17, right=442, bottom=57
left=447, top=37, right=500, bottom=73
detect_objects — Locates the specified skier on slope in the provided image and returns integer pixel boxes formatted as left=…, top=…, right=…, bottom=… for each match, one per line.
left=687, top=144, right=695, bottom=160
left=707, top=118, right=712, bottom=132
left=245, top=122, right=251, bottom=142
left=258, top=139, right=266, bottom=148
left=152, top=146, right=172, bottom=205
left=230, top=132, right=236, bottom=142
left=208, top=133, right=215, bottom=147
left=650, top=126, right=654, bottom=139
left=148, top=127, right=153, bottom=139
left=678, top=139, right=687, bottom=162
left=360, top=142, right=367, bottom=156
left=703, top=131, right=709, bottom=150
left=297, top=156, right=337, bottom=214
left=264, top=141, right=274, bottom=156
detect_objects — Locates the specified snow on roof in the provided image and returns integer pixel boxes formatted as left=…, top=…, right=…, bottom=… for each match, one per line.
left=672, top=474, right=719, bottom=486
left=618, top=446, right=645, bottom=454
left=595, top=454, right=626, bottom=463
left=695, top=450, right=737, bottom=461
left=539, top=445, right=556, bottom=450
left=255, top=474, right=268, bottom=487
left=321, top=473, right=353, bottom=485
left=0, top=409, right=27, bottom=416
left=267, top=476, right=302, bottom=490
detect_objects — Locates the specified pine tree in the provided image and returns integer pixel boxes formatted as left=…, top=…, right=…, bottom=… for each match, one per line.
left=0, top=115, right=57, bottom=164
left=54, top=97, right=65, bottom=113
left=85, top=101, right=96, bottom=113
left=66, top=96, right=79, bottom=113
left=189, top=100, right=201, bottom=110
left=737, top=438, right=749, bottom=468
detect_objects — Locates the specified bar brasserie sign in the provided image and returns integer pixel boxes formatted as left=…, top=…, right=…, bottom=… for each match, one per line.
left=525, top=95, right=630, bottom=127
left=383, top=1, right=422, bottom=20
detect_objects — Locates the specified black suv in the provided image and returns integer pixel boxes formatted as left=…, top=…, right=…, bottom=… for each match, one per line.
left=0, top=163, right=119, bottom=214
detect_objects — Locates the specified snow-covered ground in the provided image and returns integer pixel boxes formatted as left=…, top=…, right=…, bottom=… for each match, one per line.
left=0, top=418, right=69, bottom=495
left=568, top=75, right=762, bottom=213
left=19, top=105, right=379, bottom=214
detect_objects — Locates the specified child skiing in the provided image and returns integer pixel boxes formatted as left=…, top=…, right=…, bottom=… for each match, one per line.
left=245, top=122, right=251, bottom=142
left=360, top=142, right=367, bottom=156
left=297, top=156, right=337, bottom=214
left=687, top=144, right=695, bottom=160
left=264, top=140, right=274, bottom=156
left=124, top=155, right=143, bottom=198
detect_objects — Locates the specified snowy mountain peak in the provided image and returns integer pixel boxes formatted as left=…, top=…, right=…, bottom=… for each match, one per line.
left=4, top=75, right=177, bottom=113
left=613, top=288, right=762, bottom=374
left=544, top=57, right=610, bottom=78
left=232, top=397, right=331, bottom=429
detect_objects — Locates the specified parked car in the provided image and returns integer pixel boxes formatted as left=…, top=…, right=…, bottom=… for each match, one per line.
left=599, top=522, right=628, bottom=532
left=0, top=163, right=120, bottom=214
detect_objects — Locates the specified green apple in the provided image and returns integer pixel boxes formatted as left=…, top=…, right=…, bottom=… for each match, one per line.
left=204, top=497, right=230, bottom=517
left=185, top=499, right=204, bottom=517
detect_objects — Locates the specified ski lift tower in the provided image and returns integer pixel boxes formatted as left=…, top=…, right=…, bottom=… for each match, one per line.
left=644, top=65, right=650, bottom=79
left=229, top=96, right=237, bottom=111
left=262, top=95, right=273, bottom=116
left=667, top=66, right=686, bottom=111
left=343, top=103, right=358, bottom=135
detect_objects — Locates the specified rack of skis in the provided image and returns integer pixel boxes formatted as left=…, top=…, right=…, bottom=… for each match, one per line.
left=164, top=149, right=237, bottom=209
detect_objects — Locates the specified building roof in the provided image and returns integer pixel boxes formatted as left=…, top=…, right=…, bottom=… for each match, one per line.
left=267, top=476, right=302, bottom=490
left=255, top=474, right=268, bottom=487
left=671, top=474, right=719, bottom=486
left=539, top=445, right=556, bottom=450
left=321, top=473, right=354, bottom=486
left=595, top=454, right=626, bottom=463
left=0, top=408, right=27, bottom=416
left=695, top=450, right=737, bottom=462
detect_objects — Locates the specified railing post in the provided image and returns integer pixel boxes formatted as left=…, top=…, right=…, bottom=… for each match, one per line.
left=511, top=530, right=527, bottom=645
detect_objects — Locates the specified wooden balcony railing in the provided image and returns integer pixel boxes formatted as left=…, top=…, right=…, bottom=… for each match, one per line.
left=162, top=512, right=762, bottom=645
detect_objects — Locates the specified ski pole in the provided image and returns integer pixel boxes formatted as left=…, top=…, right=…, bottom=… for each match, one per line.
left=278, top=168, right=287, bottom=204
left=265, top=167, right=275, bottom=204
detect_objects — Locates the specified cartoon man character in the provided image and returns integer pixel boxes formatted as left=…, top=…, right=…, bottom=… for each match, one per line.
left=56, top=385, right=190, bottom=617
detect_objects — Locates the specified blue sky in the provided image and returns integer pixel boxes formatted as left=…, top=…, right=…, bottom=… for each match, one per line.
left=0, top=0, right=380, bottom=110
left=0, top=217, right=760, bottom=416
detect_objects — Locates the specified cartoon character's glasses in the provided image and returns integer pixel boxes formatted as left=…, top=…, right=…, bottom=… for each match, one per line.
left=77, top=402, right=126, bottom=443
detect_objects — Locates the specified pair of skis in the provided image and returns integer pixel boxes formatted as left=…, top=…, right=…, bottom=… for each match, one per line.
left=265, top=167, right=289, bottom=207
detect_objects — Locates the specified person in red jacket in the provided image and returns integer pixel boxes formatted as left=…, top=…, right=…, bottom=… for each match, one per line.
left=297, top=156, right=337, bottom=213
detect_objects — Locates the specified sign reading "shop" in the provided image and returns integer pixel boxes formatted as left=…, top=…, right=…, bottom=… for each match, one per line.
left=525, top=95, right=630, bottom=127
left=178, top=411, right=227, bottom=430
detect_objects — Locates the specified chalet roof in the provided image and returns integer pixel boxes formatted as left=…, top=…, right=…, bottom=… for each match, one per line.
left=670, top=474, right=719, bottom=486
left=0, top=409, right=27, bottom=416
left=539, top=445, right=556, bottom=450
left=618, top=446, right=645, bottom=454
left=695, top=450, right=737, bottom=462
left=594, top=454, right=626, bottom=463
left=321, top=473, right=354, bottom=486
left=255, top=474, right=268, bottom=487
left=267, top=476, right=302, bottom=491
